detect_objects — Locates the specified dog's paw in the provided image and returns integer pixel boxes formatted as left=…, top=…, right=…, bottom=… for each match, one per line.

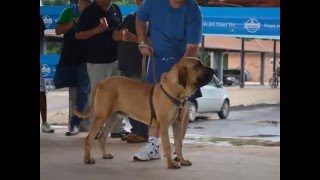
left=103, top=154, right=114, bottom=159
left=180, top=159, right=192, bottom=166
left=84, top=158, right=95, bottom=164
left=167, top=161, right=181, bottom=169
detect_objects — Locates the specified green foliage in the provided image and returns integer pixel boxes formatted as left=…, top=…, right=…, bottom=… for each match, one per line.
left=47, top=42, right=62, bottom=54
left=198, top=51, right=211, bottom=67
left=41, top=0, right=70, bottom=6
left=113, top=0, right=136, bottom=5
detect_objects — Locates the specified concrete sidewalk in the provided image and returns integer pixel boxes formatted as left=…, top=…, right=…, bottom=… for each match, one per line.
left=41, top=85, right=280, bottom=180
left=225, top=85, right=280, bottom=107
left=41, top=129, right=280, bottom=180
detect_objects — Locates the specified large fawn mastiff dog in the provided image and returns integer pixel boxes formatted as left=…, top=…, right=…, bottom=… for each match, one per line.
left=73, top=57, right=214, bottom=169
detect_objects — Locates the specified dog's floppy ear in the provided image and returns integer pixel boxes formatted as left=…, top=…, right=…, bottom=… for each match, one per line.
left=178, top=67, right=188, bottom=88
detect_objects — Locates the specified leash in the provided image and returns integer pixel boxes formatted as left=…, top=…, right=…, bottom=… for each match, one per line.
left=141, top=55, right=157, bottom=83
left=141, top=55, right=147, bottom=81
left=149, top=84, right=157, bottom=127
left=141, top=54, right=157, bottom=128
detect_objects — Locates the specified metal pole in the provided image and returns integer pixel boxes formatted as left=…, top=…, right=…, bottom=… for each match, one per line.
left=210, top=51, right=214, bottom=69
left=260, top=52, right=266, bottom=86
left=260, top=52, right=265, bottom=86
left=201, top=35, right=205, bottom=61
left=273, top=40, right=277, bottom=73
left=240, top=38, right=245, bottom=88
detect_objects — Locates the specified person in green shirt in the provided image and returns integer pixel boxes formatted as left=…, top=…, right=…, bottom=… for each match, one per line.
left=53, top=0, right=92, bottom=136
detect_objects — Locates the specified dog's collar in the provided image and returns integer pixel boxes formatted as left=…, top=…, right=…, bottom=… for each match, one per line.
left=160, top=84, right=188, bottom=108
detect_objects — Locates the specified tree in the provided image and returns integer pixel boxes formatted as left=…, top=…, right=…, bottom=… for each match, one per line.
left=113, top=0, right=135, bottom=5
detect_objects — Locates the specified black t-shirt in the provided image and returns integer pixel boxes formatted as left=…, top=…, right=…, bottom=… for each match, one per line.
left=58, top=29, right=88, bottom=65
left=116, top=13, right=142, bottom=76
left=77, top=2, right=122, bottom=64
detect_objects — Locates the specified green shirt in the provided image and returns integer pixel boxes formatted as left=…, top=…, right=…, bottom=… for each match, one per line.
left=57, top=6, right=87, bottom=65
left=57, top=7, right=79, bottom=31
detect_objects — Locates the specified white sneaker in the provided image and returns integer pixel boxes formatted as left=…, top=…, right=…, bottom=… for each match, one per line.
left=171, top=144, right=177, bottom=159
left=171, top=144, right=184, bottom=161
left=133, top=143, right=161, bottom=161
left=41, top=122, right=54, bottom=133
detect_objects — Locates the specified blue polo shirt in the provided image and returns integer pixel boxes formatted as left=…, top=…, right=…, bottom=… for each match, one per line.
left=137, top=0, right=202, bottom=83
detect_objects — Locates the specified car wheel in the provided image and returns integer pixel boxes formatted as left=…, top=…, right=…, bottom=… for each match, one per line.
left=218, top=100, right=230, bottom=119
left=188, top=101, right=197, bottom=122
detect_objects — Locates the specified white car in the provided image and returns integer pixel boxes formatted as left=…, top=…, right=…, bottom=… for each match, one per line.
left=188, top=75, right=230, bottom=122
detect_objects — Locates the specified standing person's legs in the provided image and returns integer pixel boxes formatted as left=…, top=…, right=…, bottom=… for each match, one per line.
left=126, top=117, right=148, bottom=142
left=66, top=63, right=90, bottom=136
left=120, top=73, right=148, bottom=143
left=87, top=62, right=114, bottom=110
left=40, top=66, right=54, bottom=133
left=134, top=58, right=188, bottom=160
left=86, top=61, right=128, bottom=138
left=133, top=59, right=163, bottom=160
left=109, top=61, right=128, bottom=137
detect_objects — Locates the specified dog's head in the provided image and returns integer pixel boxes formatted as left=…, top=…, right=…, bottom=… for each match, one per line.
left=161, top=57, right=214, bottom=98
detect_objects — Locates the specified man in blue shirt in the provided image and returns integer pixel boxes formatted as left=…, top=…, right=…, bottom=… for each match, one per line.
left=133, top=0, right=203, bottom=161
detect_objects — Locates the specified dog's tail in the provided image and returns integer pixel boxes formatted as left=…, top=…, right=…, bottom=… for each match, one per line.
left=73, top=82, right=99, bottom=119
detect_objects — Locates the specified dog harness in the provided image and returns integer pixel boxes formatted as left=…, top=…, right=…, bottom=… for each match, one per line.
left=160, top=84, right=188, bottom=119
left=149, top=84, right=188, bottom=128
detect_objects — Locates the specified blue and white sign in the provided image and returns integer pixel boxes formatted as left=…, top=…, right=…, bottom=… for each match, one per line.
left=40, top=6, right=280, bottom=39
left=40, top=5, right=135, bottom=30
left=40, top=5, right=71, bottom=29
left=201, top=7, right=280, bottom=39
left=244, top=18, right=260, bottom=33
left=40, top=55, right=60, bottom=79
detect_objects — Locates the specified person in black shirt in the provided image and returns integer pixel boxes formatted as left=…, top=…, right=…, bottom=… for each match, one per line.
left=76, top=0, right=128, bottom=137
left=112, top=0, right=148, bottom=143
left=53, top=0, right=91, bottom=136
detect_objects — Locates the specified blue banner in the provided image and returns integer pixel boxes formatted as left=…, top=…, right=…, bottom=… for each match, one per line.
left=201, top=7, right=280, bottom=39
left=40, top=5, right=137, bottom=30
left=40, top=55, right=60, bottom=79
left=40, top=5, right=279, bottom=39
left=41, top=5, right=70, bottom=30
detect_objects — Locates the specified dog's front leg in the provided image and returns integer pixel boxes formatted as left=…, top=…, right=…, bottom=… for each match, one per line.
left=159, top=120, right=181, bottom=169
left=172, top=118, right=192, bottom=166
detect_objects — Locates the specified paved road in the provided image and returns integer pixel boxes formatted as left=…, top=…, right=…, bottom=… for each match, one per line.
left=183, top=105, right=280, bottom=142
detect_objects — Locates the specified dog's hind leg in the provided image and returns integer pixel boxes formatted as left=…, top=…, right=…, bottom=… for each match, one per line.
left=98, top=113, right=124, bottom=159
left=84, top=114, right=108, bottom=164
